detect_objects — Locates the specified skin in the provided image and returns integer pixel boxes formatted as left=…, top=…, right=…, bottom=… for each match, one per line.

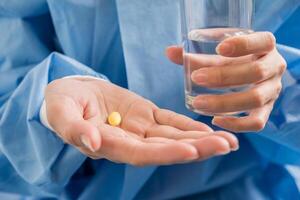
left=45, top=78, right=238, bottom=166
left=166, top=32, right=287, bottom=133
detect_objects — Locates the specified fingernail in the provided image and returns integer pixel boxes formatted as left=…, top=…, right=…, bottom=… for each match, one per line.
left=191, top=70, right=208, bottom=85
left=216, top=42, right=235, bottom=56
left=232, top=146, right=240, bottom=151
left=215, top=149, right=231, bottom=156
left=232, top=138, right=240, bottom=152
left=193, top=98, right=209, bottom=109
left=81, top=135, right=96, bottom=152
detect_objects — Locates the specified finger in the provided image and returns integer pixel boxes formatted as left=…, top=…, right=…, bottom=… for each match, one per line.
left=193, top=78, right=282, bottom=113
left=185, top=53, right=256, bottom=70
left=99, top=128, right=200, bottom=166
left=178, top=131, right=239, bottom=151
left=146, top=125, right=213, bottom=140
left=154, top=109, right=213, bottom=132
left=217, top=32, right=276, bottom=57
left=188, top=27, right=248, bottom=39
left=181, top=135, right=233, bottom=158
left=212, top=102, right=274, bottom=133
left=146, top=125, right=239, bottom=151
left=64, top=120, right=102, bottom=152
left=145, top=130, right=238, bottom=151
left=155, top=108, right=212, bottom=131
left=144, top=130, right=239, bottom=157
left=180, top=131, right=239, bottom=151
left=191, top=50, right=285, bottom=88
left=166, top=46, right=183, bottom=65
left=166, top=46, right=256, bottom=68
left=213, top=131, right=239, bottom=151
left=46, top=95, right=101, bottom=152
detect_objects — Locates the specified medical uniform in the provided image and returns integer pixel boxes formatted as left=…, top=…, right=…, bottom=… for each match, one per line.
left=0, top=0, right=300, bottom=199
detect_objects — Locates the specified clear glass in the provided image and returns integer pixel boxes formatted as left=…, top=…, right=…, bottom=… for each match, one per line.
left=180, top=0, right=254, bottom=116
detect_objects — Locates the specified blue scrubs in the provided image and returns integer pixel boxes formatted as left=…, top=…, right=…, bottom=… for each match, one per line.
left=0, top=0, right=300, bottom=199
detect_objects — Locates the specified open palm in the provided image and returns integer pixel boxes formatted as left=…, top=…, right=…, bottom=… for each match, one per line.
left=45, top=77, right=238, bottom=166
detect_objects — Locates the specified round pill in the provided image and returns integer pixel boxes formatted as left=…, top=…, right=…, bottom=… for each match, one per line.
left=108, top=112, right=122, bottom=126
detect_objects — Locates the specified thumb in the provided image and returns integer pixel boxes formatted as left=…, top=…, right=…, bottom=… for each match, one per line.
left=166, top=46, right=183, bottom=65
left=63, top=120, right=101, bottom=152
left=46, top=95, right=101, bottom=152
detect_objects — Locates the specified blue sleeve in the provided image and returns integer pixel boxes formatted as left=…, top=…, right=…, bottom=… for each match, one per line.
left=0, top=3, right=106, bottom=198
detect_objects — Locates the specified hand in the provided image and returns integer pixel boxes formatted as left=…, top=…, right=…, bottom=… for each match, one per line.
left=167, top=32, right=287, bottom=133
left=45, top=77, right=238, bottom=166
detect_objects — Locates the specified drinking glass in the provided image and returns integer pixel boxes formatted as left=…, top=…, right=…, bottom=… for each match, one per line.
left=180, top=0, right=254, bottom=116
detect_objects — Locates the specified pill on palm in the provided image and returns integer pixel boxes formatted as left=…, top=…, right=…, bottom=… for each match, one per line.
left=108, top=112, right=122, bottom=126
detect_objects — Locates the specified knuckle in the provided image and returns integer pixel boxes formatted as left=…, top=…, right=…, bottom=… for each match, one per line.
left=252, top=89, right=265, bottom=107
left=214, top=68, right=228, bottom=87
left=278, top=57, right=287, bottom=75
left=253, top=61, right=268, bottom=81
left=277, top=81, right=283, bottom=94
left=263, top=32, right=276, bottom=51
left=274, top=81, right=283, bottom=98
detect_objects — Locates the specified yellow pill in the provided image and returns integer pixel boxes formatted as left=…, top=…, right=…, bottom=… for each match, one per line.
left=108, top=112, right=122, bottom=126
